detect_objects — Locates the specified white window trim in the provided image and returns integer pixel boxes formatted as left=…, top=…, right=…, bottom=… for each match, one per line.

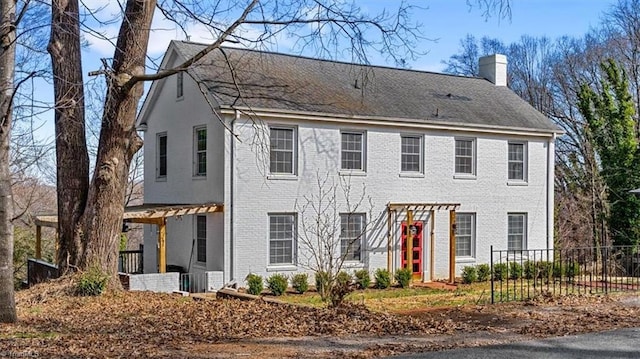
left=339, top=130, right=367, bottom=174
left=176, top=71, right=184, bottom=100
left=268, top=126, right=298, bottom=177
left=507, top=212, right=528, bottom=251
left=156, top=132, right=167, bottom=181
left=193, top=125, right=207, bottom=178
left=267, top=213, right=297, bottom=267
left=507, top=141, right=528, bottom=184
left=455, top=212, right=476, bottom=259
left=194, top=215, right=207, bottom=265
left=453, top=137, right=477, bottom=179
left=400, top=134, right=424, bottom=174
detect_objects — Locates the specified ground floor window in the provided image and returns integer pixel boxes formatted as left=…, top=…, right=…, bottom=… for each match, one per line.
left=269, top=214, right=296, bottom=265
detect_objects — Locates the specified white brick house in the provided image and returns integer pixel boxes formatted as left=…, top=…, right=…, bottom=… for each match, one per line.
left=137, top=41, right=561, bottom=286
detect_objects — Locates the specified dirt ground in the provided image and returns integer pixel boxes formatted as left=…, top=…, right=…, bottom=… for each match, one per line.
left=2, top=279, right=640, bottom=358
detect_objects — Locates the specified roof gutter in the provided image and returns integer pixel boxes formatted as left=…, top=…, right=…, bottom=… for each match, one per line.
left=220, top=106, right=564, bottom=138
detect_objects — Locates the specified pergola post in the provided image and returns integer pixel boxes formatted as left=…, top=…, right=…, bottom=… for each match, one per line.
left=35, top=225, right=42, bottom=259
left=386, top=208, right=392, bottom=274
left=429, top=210, right=435, bottom=282
left=158, top=218, right=167, bottom=273
left=449, top=210, right=456, bottom=283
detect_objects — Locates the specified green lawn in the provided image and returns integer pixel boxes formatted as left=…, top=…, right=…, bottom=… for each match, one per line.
left=277, top=282, right=493, bottom=312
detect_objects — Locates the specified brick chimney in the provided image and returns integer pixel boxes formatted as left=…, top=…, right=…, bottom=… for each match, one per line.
left=478, top=54, right=507, bottom=86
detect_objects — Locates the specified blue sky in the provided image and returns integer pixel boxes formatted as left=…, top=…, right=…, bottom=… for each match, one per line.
left=31, top=0, right=617, bottom=143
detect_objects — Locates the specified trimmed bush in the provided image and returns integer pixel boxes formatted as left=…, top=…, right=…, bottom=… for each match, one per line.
left=354, top=269, right=371, bottom=290
left=76, top=266, right=109, bottom=296
left=267, top=273, right=288, bottom=296
left=374, top=268, right=391, bottom=289
left=536, top=261, right=552, bottom=279
left=461, top=265, right=477, bottom=284
left=492, top=263, right=508, bottom=281
left=245, top=273, right=263, bottom=295
left=395, top=267, right=412, bottom=288
left=553, top=262, right=564, bottom=278
left=565, top=261, right=580, bottom=279
left=509, top=262, right=523, bottom=280
left=315, top=271, right=330, bottom=298
left=476, top=264, right=491, bottom=282
left=291, top=273, right=309, bottom=294
left=330, top=271, right=354, bottom=307
left=523, top=260, right=536, bottom=279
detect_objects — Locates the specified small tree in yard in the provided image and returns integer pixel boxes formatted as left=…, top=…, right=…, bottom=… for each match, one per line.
left=296, top=172, right=376, bottom=307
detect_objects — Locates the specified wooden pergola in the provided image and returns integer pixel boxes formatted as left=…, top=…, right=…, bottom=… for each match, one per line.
left=34, top=203, right=224, bottom=273
left=386, top=202, right=460, bottom=283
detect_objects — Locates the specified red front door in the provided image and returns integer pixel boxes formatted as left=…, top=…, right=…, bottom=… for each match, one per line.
left=401, top=221, right=423, bottom=279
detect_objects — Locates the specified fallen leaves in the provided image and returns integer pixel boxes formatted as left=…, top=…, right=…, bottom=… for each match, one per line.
left=2, top=281, right=640, bottom=358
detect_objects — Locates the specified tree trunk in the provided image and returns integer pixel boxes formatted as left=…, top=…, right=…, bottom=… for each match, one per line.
left=0, top=0, right=17, bottom=323
left=78, top=0, right=151, bottom=275
left=48, top=0, right=89, bottom=272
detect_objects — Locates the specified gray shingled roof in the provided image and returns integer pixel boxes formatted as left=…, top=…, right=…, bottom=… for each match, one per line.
left=173, top=41, right=559, bottom=133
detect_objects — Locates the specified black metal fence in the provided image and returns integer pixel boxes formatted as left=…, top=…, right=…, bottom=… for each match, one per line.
left=490, top=245, right=640, bottom=303
left=118, top=245, right=143, bottom=274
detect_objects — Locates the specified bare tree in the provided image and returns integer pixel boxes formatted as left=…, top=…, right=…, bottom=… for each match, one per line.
left=296, top=172, right=376, bottom=306
left=0, top=0, right=18, bottom=323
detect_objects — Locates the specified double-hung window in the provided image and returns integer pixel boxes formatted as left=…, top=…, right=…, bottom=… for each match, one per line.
left=455, top=213, right=475, bottom=258
left=269, top=127, right=296, bottom=175
left=401, top=135, right=423, bottom=173
left=194, top=126, right=207, bottom=176
left=269, top=214, right=296, bottom=265
left=340, top=213, right=365, bottom=262
left=341, top=131, right=365, bottom=171
left=455, top=138, right=476, bottom=175
left=507, top=213, right=527, bottom=251
left=156, top=133, right=167, bottom=179
left=508, top=142, right=526, bottom=181
left=195, top=215, right=206, bottom=263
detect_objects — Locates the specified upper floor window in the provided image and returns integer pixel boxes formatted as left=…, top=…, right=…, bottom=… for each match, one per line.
left=341, top=131, right=366, bottom=171
left=194, top=126, right=207, bottom=176
left=340, top=213, right=365, bottom=262
left=455, top=138, right=476, bottom=175
left=195, top=215, right=207, bottom=263
left=156, top=132, right=167, bottom=179
left=401, top=135, right=423, bottom=173
left=507, top=213, right=527, bottom=251
left=177, top=72, right=184, bottom=98
left=269, top=127, right=296, bottom=175
left=455, top=213, right=475, bottom=258
left=269, top=214, right=296, bottom=265
left=508, top=142, right=526, bottom=181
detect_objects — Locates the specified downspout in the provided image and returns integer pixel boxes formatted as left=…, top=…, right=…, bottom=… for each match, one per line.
left=229, top=110, right=240, bottom=281
left=546, top=133, right=556, bottom=250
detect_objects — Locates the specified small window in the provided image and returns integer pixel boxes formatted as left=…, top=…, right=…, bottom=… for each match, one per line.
left=508, top=142, right=526, bottom=181
left=156, top=133, right=167, bottom=179
left=507, top=213, right=527, bottom=251
left=341, top=131, right=366, bottom=171
left=401, top=135, right=423, bottom=173
left=269, top=214, right=296, bottom=265
left=177, top=72, right=184, bottom=98
left=270, top=127, right=296, bottom=175
left=196, top=215, right=206, bottom=263
left=455, top=138, right=475, bottom=175
left=194, top=126, right=207, bottom=176
left=455, top=213, right=475, bottom=258
left=340, top=213, right=365, bottom=262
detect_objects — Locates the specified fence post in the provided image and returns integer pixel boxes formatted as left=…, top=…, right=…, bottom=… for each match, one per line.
left=603, top=247, right=608, bottom=294
left=490, top=245, right=494, bottom=304
left=139, top=244, right=144, bottom=273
